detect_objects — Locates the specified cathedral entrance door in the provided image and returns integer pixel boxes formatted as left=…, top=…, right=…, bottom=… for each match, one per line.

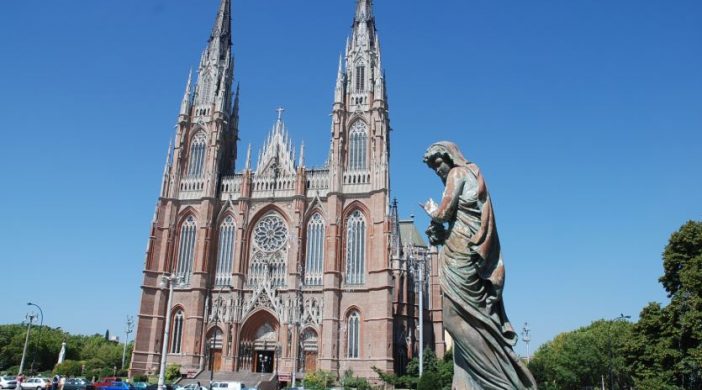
left=212, top=349, right=222, bottom=372
left=304, top=351, right=317, bottom=373
left=254, top=351, right=274, bottom=373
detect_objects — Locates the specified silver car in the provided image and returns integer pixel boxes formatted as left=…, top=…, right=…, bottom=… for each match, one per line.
left=19, top=378, right=49, bottom=390
left=0, top=377, right=18, bottom=390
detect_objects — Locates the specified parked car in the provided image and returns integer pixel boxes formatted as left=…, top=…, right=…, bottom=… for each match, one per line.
left=20, top=378, right=49, bottom=390
left=62, top=378, right=91, bottom=390
left=92, top=378, right=122, bottom=390
left=0, top=377, right=18, bottom=389
left=145, top=384, right=174, bottom=390
left=131, top=383, right=147, bottom=390
left=101, top=382, right=132, bottom=390
left=211, top=382, right=245, bottom=390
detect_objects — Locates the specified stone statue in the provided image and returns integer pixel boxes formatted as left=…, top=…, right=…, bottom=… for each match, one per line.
left=422, top=141, right=537, bottom=390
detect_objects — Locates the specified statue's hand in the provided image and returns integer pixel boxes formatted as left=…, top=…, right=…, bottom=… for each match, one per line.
left=426, top=222, right=446, bottom=246
left=421, top=198, right=438, bottom=216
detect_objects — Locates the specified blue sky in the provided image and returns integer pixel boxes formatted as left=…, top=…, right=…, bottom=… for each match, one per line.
left=1, top=0, right=700, bottom=356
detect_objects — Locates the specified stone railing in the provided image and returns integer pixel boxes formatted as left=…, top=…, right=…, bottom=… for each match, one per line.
left=220, top=175, right=243, bottom=200
left=178, top=176, right=205, bottom=200
left=251, top=174, right=296, bottom=198
left=342, top=169, right=371, bottom=193
left=305, top=169, right=330, bottom=197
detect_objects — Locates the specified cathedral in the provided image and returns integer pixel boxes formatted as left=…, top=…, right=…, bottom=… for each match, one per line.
left=130, top=0, right=444, bottom=383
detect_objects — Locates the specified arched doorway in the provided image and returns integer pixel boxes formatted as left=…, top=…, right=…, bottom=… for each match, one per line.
left=239, top=310, right=280, bottom=373
left=206, top=327, right=223, bottom=372
left=300, top=328, right=319, bottom=373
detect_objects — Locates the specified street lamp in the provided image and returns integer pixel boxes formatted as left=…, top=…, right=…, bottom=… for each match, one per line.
left=18, top=312, right=37, bottom=375
left=122, top=316, right=135, bottom=370
left=521, top=322, right=531, bottom=363
left=208, top=290, right=224, bottom=390
left=27, top=302, right=43, bottom=373
left=608, top=314, right=630, bottom=390
left=157, top=274, right=183, bottom=390
left=403, top=245, right=428, bottom=375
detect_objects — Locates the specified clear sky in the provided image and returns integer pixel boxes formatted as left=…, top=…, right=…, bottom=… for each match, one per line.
left=1, top=0, right=700, bottom=356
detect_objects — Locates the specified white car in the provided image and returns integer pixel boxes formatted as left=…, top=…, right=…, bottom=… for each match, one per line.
left=0, top=377, right=18, bottom=389
left=19, top=378, right=49, bottom=390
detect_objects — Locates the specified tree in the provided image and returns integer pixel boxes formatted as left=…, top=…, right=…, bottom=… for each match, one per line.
left=625, top=220, right=702, bottom=389
left=528, top=320, right=633, bottom=389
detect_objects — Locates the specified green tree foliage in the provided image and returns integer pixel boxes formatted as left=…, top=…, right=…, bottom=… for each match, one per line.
left=528, top=320, right=633, bottom=389
left=373, top=348, right=453, bottom=390
left=53, top=360, right=83, bottom=377
left=165, top=364, right=181, bottom=382
left=0, top=325, right=132, bottom=377
left=302, top=370, right=334, bottom=390
left=341, top=369, right=371, bottom=390
left=625, top=220, right=702, bottom=389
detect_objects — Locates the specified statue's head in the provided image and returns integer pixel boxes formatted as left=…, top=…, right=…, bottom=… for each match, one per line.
left=423, top=141, right=469, bottom=182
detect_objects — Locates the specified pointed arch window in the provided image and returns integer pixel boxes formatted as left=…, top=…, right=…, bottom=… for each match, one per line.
left=170, top=309, right=184, bottom=354
left=347, top=310, right=360, bottom=358
left=248, top=213, right=289, bottom=287
left=355, top=65, right=365, bottom=92
left=176, top=216, right=197, bottom=285
left=348, top=121, right=368, bottom=171
left=187, top=132, right=207, bottom=177
left=304, top=213, right=325, bottom=286
left=215, top=216, right=236, bottom=286
left=345, top=210, right=366, bottom=285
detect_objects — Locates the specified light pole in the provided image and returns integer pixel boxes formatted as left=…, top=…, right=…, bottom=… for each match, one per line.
left=208, top=290, right=224, bottom=390
left=18, top=313, right=37, bottom=375
left=521, top=322, right=531, bottom=363
left=27, top=302, right=43, bottom=373
left=405, top=245, right=428, bottom=376
left=157, top=274, right=183, bottom=390
left=608, top=313, right=630, bottom=390
left=122, top=316, right=134, bottom=370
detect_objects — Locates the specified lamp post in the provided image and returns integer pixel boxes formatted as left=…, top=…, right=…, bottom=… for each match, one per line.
left=404, top=245, right=428, bottom=376
left=608, top=314, right=630, bottom=390
left=208, top=290, right=224, bottom=390
left=157, top=274, right=183, bottom=390
left=18, top=313, right=37, bottom=375
left=521, top=322, right=531, bottom=363
left=27, top=302, right=43, bottom=373
left=122, top=316, right=134, bottom=370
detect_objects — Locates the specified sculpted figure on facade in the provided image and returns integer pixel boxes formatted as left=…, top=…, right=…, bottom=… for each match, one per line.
left=422, top=141, right=537, bottom=389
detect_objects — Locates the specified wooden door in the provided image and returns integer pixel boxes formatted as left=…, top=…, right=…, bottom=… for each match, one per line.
left=304, top=352, right=317, bottom=373
left=212, top=350, right=222, bottom=372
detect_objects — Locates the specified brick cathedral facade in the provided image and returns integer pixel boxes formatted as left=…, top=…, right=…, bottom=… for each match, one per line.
left=130, top=0, right=445, bottom=382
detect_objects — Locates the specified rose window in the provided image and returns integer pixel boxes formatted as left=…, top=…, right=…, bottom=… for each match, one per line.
left=253, top=215, right=288, bottom=252
left=248, top=214, right=288, bottom=287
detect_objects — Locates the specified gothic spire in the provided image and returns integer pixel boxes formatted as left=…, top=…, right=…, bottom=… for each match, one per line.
left=179, top=68, right=193, bottom=116
left=210, top=0, right=232, bottom=47
left=354, top=0, right=373, bottom=23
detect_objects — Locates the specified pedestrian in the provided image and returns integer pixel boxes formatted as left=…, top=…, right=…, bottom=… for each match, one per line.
left=52, top=375, right=60, bottom=390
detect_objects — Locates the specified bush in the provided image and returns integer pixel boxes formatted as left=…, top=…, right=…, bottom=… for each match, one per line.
left=165, top=364, right=181, bottom=382
left=303, top=370, right=334, bottom=390
left=132, top=375, right=148, bottom=383
left=54, top=360, right=82, bottom=376
left=341, top=369, right=371, bottom=390
left=417, top=371, right=439, bottom=390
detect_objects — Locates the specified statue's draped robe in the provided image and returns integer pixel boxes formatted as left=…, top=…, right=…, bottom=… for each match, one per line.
left=430, top=142, right=536, bottom=390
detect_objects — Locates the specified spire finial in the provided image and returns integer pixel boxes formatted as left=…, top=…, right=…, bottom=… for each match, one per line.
left=299, top=142, right=305, bottom=168
left=245, top=143, right=252, bottom=170
left=276, top=106, right=285, bottom=121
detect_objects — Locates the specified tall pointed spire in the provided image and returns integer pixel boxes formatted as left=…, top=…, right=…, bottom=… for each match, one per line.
left=179, top=69, right=193, bottom=116
left=354, top=0, right=373, bottom=23
left=299, top=142, right=305, bottom=168
left=210, top=0, right=232, bottom=46
left=245, top=143, right=252, bottom=171
left=334, top=54, right=345, bottom=104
